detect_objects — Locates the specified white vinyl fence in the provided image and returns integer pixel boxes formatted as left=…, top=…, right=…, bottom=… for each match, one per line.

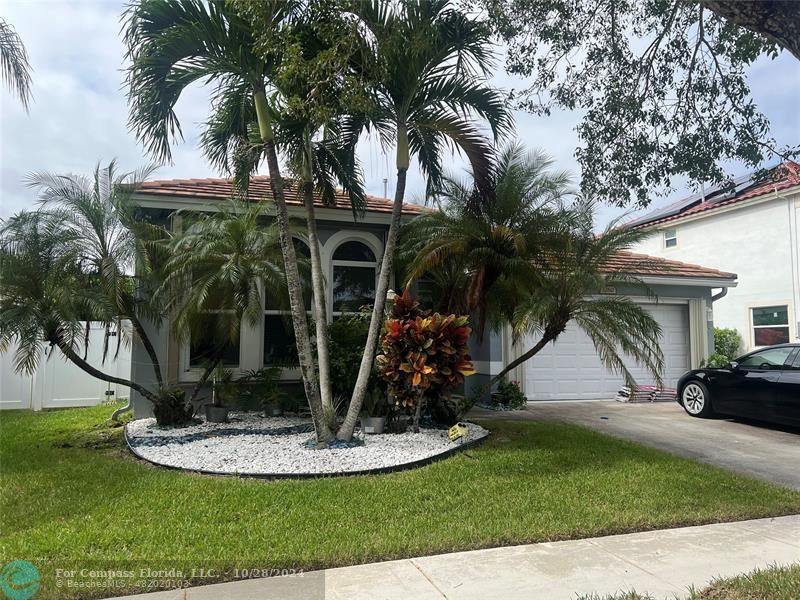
left=0, top=323, right=132, bottom=411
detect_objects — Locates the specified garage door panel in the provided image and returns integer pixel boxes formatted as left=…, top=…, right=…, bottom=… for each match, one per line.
left=524, top=303, right=690, bottom=400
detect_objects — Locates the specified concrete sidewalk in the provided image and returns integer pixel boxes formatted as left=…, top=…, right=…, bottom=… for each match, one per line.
left=113, top=515, right=800, bottom=600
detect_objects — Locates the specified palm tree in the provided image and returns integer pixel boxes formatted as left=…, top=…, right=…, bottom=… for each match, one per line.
left=26, top=161, right=164, bottom=388
left=400, top=143, right=571, bottom=336
left=491, top=201, right=665, bottom=385
left=198, top=33, right=369, bottom=416
left=337, top=0, right=512, bottom=441
left=0, top=209, right=162, bottom=407
left=124, top=0, right=334, bottom=441
left=158, top=200, right=296, bottom=402
left=0, top=17, right=32, bottom=110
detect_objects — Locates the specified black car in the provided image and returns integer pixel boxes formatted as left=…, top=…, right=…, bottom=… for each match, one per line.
left=677, top=343, right=800, bottom=426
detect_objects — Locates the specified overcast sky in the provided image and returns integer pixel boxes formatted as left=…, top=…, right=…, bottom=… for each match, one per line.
left=1, top=0, right=798, bottom=228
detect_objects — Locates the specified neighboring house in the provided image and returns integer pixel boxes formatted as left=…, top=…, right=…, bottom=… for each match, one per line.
left=129, top=176, right=738, bottom=416
left=628, top=162, right=800, bottom=354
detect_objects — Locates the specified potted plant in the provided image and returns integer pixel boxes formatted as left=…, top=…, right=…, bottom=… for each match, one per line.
left=361, top=386, right=389, bottom=434
left=205, top=366, right=235, bottom=423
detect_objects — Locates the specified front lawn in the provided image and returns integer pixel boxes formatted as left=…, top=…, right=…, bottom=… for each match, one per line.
left=3, top=404, right=800, bottom=599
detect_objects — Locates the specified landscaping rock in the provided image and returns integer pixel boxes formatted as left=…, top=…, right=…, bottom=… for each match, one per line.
left=125, top=412, right=488, bottom=476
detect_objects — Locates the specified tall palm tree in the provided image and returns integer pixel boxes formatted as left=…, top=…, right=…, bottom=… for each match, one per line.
left=337, top=0, right=512, bottom=441
left=124, top=0, right=334, bottom=441
left=491, top=201, right=665, bottom=385
left=400, top=143, right=571, bottom=336
left=0, top=17, right=32, bottom=110
left=198, top=38, right=369, bottom=416
left=158, top=200, right=295, bottom=402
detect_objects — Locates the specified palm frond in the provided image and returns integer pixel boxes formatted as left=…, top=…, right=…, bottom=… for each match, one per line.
left=0, top=18, right=32, bottom=111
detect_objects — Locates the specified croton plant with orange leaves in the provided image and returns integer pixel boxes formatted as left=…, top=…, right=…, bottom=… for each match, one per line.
left=376, top=291, right=476, bottom=410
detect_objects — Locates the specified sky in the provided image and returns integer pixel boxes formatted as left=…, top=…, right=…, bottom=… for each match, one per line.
left=1, top=0, right=799, bottom=228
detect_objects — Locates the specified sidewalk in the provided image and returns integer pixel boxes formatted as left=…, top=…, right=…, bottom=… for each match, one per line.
left=112, top=515, right=800, bottom=600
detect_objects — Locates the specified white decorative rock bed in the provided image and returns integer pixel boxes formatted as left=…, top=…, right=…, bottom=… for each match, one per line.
left=125, top=412, right=489, bottom=477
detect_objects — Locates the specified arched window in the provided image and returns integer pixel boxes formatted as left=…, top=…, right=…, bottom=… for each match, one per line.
left=332, top=240, right=377, bottom=316
left=263, top=239, right=310, bottom=365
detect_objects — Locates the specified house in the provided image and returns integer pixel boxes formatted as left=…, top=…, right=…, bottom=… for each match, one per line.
left=627, top=162, right=800, bottom=354
left=129, top=176, right=738, bottom=415
left=479, top=252, right=737, bottom=401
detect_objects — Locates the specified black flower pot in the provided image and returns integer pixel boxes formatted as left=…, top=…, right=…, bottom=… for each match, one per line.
left=204, top=404, right=229, bottom=423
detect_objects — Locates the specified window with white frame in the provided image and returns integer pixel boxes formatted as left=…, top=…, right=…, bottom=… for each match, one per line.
left=332, top=240, right=377, bottom=316
left=663, top=228, right=677, bottom=248
left=263, top=240, right=310, bottom=366
left=188, top=286, right=240, bottom=368
left=751, top=305, right=790, bottom=346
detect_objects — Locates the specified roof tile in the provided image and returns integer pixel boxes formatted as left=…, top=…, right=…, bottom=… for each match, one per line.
left=136, top=176, right=430, bottom=215
left=602, top=250, right=736, bottom=280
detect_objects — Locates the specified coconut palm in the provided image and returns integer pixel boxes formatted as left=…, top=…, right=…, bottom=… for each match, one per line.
left=400, top=143, right=572, bottom=336
left=337, top=0, right=512, bottom=441
left=491, top=201, right=665, bottom=385
left=124, top=0, right=334, bottom=440
left=158, top=200, right=298, bottom=401
left=0, top=17, right=32, bottom=110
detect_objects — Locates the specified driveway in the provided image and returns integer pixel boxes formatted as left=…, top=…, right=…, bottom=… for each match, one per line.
left=471, top=401, right=800, bottom=490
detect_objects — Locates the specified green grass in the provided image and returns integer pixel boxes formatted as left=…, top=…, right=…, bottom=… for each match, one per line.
left=3, top=404, right=800, bottom=599
left=698, top=564, right=800, bottom=599
left=579, top=563, right=800, bottom=599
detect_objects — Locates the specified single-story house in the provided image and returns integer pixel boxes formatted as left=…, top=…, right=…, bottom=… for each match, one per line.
left=129, top=176, right=737, bottom=416
left=627, top=161, right=800, bottom=353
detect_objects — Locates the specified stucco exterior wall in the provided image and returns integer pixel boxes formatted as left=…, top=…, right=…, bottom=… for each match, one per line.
left=632, top=191, right=800, bottom=353
left=131, top=210, right=393, bottom=418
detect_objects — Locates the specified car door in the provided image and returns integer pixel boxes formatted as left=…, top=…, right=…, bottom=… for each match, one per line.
left=773, top=349, right=800, bottom=425
left=724, top=347, right=795, bottom=420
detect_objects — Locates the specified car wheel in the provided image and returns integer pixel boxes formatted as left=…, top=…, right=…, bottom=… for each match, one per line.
left=681, top=381, right=713, bottom=418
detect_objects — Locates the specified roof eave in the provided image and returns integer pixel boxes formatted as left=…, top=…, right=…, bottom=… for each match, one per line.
left=636, top=274, right=738, bottom=288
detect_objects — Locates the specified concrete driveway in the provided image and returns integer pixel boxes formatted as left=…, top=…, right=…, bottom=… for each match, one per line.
left=471, top=401, right=800, bottom=490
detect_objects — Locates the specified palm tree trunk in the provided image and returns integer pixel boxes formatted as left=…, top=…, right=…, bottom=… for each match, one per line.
left=490, top=332, right=557, bottom=385
left=57, top=340, right=159, bottom=404
left=187, top=358, right=220, bottom=405
left=338, top=162, right=408, bottom=441
left=302, top=183, right=333, bottom=412
left=128, top=313, right=164, bottom=388
left=254, top=89, right=333, bottom=442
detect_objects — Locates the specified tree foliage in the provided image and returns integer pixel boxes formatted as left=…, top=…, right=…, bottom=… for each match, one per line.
left=0, top=17, right=32, bottom=110
left=403, top=142, right=665, bottom=387
left=479, top=0, right=799, bottom=207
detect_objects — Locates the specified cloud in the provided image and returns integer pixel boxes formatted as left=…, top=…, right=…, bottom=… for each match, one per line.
left=1, top=0, right=798, bottom=230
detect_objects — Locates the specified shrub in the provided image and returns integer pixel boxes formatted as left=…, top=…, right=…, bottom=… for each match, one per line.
left=495, top=379, right=527, bottom=409
left=702, top=352, right=732, bottom=368
left=240, top=366, right=286, bottom=412
left=152, top=388, right=194, bottom=426
left=328, top=308, right=376, bottom=400
left=376, top=291, right=475, bottom=431
left=714, top=327, right=742, bottom=360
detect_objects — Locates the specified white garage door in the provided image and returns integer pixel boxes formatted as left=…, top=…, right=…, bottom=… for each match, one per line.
left=524, top=303, right=690, bottom=400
